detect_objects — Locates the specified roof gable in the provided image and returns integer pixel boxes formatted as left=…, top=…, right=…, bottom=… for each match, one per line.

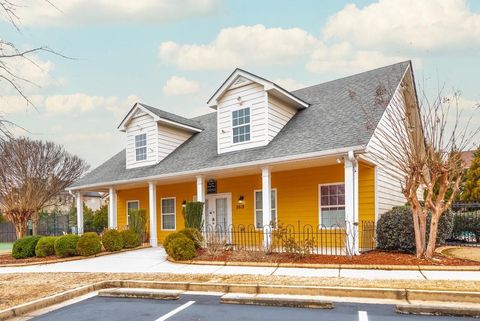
left=207, top=68, right=309, bottom=110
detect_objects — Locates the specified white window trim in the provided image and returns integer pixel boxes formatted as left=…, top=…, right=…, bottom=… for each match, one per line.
left=318, top=182, right=346, bottom=229
left=135, top=133, right=147, bottom=161
left=126, top=200, right=139, bottom=225
left=161, top=197, right=176, bottom=231
left=254, top=188, right=277, bottom=230
left=231, top=106, right=251, bottom=145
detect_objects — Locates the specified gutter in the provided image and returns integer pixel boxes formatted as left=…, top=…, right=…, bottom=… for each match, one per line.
left=67, top=145, right=366, bottom=191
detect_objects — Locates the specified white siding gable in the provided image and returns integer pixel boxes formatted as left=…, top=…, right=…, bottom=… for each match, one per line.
left=157, top=123, right=192, bottom=162
left=125, top=109, right=158, bottom=169
left=267, top=94, right=297, bottom=142
left=217, top=81, right=269, bottom=154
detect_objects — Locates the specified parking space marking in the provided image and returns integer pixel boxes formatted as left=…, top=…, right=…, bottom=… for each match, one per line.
left=154, top=300, right=195, bottom=321
left=358, top=310, right=368, bottom=321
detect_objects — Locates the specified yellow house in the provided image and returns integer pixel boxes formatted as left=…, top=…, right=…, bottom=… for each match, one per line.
left=68, top=61, right=419, bottom=254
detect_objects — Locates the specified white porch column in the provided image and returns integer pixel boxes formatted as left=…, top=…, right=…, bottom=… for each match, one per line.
left=148, top=182, right=158, bottom=247
left=262, top=166, right=272, bottom=249
left=108, top=187, right=117, bottom=229
left=76, top=192, right=84, bottom=235
left=196, top=175, right=205, bottom=225
left=344, top=151, right=359, bottom=255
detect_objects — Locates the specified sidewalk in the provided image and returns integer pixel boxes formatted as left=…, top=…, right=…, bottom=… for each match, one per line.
left=1, top=248, right=479, bottom=281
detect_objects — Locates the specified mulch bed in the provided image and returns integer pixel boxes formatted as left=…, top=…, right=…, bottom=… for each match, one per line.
left=194, top=249, right=480, bottom=266
left=0, top=254, right=62, bottom=265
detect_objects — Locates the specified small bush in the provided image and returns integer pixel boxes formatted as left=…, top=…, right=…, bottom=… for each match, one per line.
left=163, top=232, right=188, bottom=249
left=128, top=209, right=147, bottom=242
left=102, top=229, right=124, bottom=252
left=165, top=237, right=196, bottom=261
left=120, top=230, right=140, bottom=248
left=178, top=228, right=203, bottom=249
left=35, top=236, right=57, bottom=258
left=376, top=206, right=454, bottom=252
left=54, top=234, right=80, bottom=257
left=12, top=236, right=42, bottom=259
left=76, top=232, right=102, bottom=256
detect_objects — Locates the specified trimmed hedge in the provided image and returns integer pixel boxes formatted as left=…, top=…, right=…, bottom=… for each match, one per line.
left=376, top=206, right=454, bottom=252
left=163, top=232, right=188, bottom=250
left=120, top=230, right=140, bottom=249
left=76, top=232, right=102, bottom=256
left=178, top=228, right=203, bottom=249
left=35, top=236, right=57, bottom=258
left=102, top=229, right=124, bottom=252
left=54, top=234, right=80, bottom=257
left=165, top=236, right=196, bottom=261
left=12, top=236, right=42, bottom=259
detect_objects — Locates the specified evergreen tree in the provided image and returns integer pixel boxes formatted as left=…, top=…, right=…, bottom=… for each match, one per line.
left=461, top=147, right=480, bottom=201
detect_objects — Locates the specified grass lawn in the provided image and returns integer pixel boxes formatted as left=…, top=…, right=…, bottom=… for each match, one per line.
left=0, top=243, right=13, bottom=254
left=443, top=247, right=480, bottom=262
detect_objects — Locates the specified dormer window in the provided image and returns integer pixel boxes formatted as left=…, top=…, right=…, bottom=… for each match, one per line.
left=232, top=107, right=250, bottom=143
left=135, top=133, right=147, bottom=161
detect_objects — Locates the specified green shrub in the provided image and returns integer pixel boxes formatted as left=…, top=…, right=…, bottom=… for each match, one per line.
left=35, top=236, right=57, bottom=258
left=93, top=205, right=108, bottom=232
left=178, top=228, right=203, bottom=249
left=102, top=229, right=124, bottom=252
left=54, top=234, right=80, bottom=257
left=452, top=212, right=480, bottom=242
left=128, top=209, right=147, bottom=242
left=76, top=232, right=102, bottom=256
left=120, top=230, right=140, bottom=248
left=163, top=232, right=188, bottom=250
left=165, top=236, right=196, bottom=261
left=376, top=206, right=454, bottom=252
left=12, top=236, right=42, bottom=259
left=183, top=202, right=204, bottom=229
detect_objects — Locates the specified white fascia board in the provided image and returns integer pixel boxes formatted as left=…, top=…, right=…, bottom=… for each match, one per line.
left=157, top=117, right=203, bottom=133
left=117, top=103, right=160, bottom=132
left=67, top=144, right=366, bottom=191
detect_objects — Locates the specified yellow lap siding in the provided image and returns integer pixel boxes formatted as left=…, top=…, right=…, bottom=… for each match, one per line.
left=117, top=187, right=150, bottom=232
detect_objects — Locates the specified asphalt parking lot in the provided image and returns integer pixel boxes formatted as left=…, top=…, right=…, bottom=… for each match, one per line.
left=31, top=294, right=478, bottom=321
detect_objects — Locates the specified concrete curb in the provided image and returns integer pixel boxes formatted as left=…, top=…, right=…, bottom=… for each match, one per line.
left=0, top=245, right=151, bottom=268
left=167, top=256, right=480, bottom=271
left=98, top=288, right=181, bottom=300
left=220, top=293, right=333, bottom=309
left=2, top=280, right=480, bottom=320
left=396, top=304, right=480, bottom=317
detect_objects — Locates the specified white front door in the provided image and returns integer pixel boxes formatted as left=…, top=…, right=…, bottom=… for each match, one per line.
left=205, top=193, right=232, bottom=234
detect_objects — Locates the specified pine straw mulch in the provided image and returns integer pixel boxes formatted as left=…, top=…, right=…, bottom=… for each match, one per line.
left=194, top=249, right=480, bottom=266
left=3, top=272, right=480, bottom=311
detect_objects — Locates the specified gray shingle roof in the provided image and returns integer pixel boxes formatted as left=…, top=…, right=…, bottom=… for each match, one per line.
left=70, top=61, right=410, bottom=189
left=139, top=103, right=204, bottom=130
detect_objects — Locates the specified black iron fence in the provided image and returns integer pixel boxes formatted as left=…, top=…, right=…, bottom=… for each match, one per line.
left=202, top=220, right=376, bottom=256
left=35, top=212, right=76, bottom=236
left=0, top=222, right=16, bottom=243
left=447, top=210, right=480, bottom=247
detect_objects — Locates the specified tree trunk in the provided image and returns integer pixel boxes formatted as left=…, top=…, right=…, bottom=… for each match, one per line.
left=425, top=212, right=440, bottom=259
left=31, top=213, right=38, bottom=235
left=412, top=207, right=427, bottom=258
left=14, top=221, right=27, bottom=239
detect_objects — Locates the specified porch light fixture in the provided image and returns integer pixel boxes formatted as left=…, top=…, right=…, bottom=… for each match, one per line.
left=238, top=195, right=244, bottom=204
left=182, top=200, right=186, bottom=208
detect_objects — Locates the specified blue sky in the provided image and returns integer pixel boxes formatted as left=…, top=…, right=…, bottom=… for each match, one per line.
left=1, top=0, right=479, bottom=168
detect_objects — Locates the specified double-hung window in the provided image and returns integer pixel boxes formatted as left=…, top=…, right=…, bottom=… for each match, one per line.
left=135, top=133, right=147, bottom=161
left=319, top=184, right=345, bottom=227
left=161, top=198, right=176, bottom=230
left=232, top=107, right=250, bottom=143
left=126, top=200, right=139, bottom=226
left=254, top=189, right=277, bottom=229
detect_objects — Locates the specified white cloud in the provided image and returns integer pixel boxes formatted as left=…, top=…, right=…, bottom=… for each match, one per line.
left=273, top=78, right=306, bottom=91
left=307, top=42, right=409, bottom=74
left=162, top=76, right=200, bottom=96
left=0, top=95, right=44, bottom=114
left=10, top=0, right=219, bottom=26
left=159, top=24, right=318, bottom=70
left=322, top=0, right=480, bottom=51
left=44, top=93, right=138, bottom=115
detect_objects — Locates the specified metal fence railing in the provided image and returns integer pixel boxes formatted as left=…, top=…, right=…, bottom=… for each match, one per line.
left=447, top=210, right=480, bottom=247
left=0, top=222, right=17, bottom=243
left=202, top=220, right=376, bottom=256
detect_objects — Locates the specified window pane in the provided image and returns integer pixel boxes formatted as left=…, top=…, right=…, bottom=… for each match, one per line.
left=329, top=195, right=338, bottom=206
left=255, top=210, right=263, bottom=228
left=321, top=195, right=329, bottom=206
left=329, top=185, right=338, bottom=195
left=255, top=191, right=262, bottom=210
left=128, top=201, right=139, bottom=211
left=162, top=214, right=175, bottom=230
left=338, top=194, right=345, bottom=205
left=321, top=186, right=329, bottom=195
left=321, top=207, right=345, bottom=227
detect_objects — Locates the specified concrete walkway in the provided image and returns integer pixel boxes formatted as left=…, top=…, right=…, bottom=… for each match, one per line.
left=1, top=248, right=479, bottom=281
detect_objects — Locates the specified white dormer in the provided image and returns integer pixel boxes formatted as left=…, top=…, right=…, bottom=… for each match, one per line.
left=118, top=103, right=202, bottom=169
left=207, top=69, right=309, bottom=154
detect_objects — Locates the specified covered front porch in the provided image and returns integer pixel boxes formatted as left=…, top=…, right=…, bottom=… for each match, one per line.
left=73, top=153, right=376, bottom=255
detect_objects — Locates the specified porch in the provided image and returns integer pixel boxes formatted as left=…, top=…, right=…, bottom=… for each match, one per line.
left=74, top=154, right=376, bottom=255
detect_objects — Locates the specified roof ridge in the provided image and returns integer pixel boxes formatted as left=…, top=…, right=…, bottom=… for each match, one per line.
left=292, top=60, right=410, bottom=94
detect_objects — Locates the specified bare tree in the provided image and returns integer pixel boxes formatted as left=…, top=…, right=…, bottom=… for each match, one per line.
left=372, top=72, right=479, bottom=259
left=0, top=137, right=88, bottom=237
